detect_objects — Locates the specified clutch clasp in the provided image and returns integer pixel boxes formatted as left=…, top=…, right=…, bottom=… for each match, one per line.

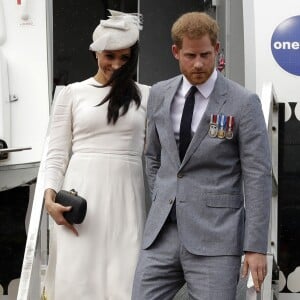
left=69, top=189, right=78, bottom=196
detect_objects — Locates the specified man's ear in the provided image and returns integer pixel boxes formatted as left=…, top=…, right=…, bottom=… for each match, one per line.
left=172, top=44, right=180, bottom=60
left=215, top=41, right=220, bottom=54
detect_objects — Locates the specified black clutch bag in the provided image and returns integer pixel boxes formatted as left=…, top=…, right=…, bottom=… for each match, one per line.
left=55, top=189, right=87, bottom=224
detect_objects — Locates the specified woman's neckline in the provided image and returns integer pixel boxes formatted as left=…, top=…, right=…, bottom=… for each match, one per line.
left=90, top=77, right=108, bottom=86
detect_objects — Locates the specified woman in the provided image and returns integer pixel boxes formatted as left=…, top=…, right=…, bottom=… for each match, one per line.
left=43, top=10, right=149, bottom=299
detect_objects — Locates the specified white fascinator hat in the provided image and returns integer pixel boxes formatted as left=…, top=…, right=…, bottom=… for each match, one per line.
left=89, top=10, right=142, bottom=52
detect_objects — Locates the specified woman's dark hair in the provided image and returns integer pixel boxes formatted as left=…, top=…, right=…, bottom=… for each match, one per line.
left=95, top=42, right=141, bottom=124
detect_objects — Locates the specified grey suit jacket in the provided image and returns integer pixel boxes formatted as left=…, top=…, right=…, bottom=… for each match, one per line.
left=143, top=71, right=272, bottom=256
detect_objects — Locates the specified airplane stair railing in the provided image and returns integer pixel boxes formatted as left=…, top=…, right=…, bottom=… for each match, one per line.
left=17, top=87, right=63, bottom=300
left=16, top=139, right=49, bottom=300
left=262, top=82, right=280, bottom=299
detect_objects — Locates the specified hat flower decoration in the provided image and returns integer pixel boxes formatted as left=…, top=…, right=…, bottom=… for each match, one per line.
left=89, top=10, right=143, bottom=52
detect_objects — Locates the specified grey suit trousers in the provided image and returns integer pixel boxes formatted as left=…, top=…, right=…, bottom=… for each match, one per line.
left=132, top=221, right=241, bottom=300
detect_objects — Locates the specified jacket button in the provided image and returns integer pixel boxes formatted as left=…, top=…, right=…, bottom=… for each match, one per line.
left=177, top=173, right=183, bottom=178
left=169, top=199, right=174, bottom=204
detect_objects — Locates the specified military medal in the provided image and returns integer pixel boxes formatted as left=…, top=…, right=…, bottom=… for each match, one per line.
left=225, top=115, right=234, bottom=140
left=208, top=114, right=218, bottom=137
left=217, top=114, right=226, bottom=139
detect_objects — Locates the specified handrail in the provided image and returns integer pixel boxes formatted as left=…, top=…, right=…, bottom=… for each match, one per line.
left=261, top=82, right=279, bottom=191
left=16, top=139, right=49, bottom=300
left=17, top=86, right=64, bottom=299
left=261, top=82, right=279, bottom=261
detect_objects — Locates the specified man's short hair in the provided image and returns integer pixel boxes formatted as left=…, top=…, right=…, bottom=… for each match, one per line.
left=171, top=12, right=219, bottom=48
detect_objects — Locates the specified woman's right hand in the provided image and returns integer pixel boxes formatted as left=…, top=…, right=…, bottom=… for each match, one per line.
left=44, top=188, right=79, bottom=236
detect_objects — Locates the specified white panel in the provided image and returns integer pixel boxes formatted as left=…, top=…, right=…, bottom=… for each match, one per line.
left=1, top=0, right=50, bottom=165
left=242, top=0, right=256, bottom=92
left=0, top=0, right=6, bottom=45
left=0, top=49, right=10, bottom=145
left=243, top=0, right=300, bottom=100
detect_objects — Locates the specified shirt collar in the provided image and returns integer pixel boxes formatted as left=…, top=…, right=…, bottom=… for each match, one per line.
left=182, top=69, right=217, bottom=99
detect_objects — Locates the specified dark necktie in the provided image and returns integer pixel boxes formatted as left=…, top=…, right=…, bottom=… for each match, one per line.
left=168, top=86, right=197, bottom=222
left=179, top=86, right=198, bottom=162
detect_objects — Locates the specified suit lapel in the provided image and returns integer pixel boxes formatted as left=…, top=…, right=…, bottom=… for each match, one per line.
left=180, top=73, right=228, bottom=167
left=160, top=76, right=182, bottom=167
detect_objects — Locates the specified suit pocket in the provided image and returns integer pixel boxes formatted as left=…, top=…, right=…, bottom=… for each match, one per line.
left=205, top=194, right=242, bottom=209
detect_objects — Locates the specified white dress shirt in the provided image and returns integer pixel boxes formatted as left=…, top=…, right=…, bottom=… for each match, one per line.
left=170, top=69, right=217, bottom=142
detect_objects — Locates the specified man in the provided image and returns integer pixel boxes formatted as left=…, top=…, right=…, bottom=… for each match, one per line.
left=132, top=12, right=271, bottom=300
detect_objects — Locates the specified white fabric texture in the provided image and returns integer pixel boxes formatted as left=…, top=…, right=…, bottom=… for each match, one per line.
left=44, top=77, right=149, bottom=299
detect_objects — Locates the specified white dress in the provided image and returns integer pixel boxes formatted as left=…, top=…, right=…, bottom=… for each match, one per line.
left=44, top=77, right=149, bottom=300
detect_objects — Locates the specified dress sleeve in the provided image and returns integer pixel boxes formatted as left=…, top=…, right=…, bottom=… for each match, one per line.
left=44, top=85, right=73, bottom=192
